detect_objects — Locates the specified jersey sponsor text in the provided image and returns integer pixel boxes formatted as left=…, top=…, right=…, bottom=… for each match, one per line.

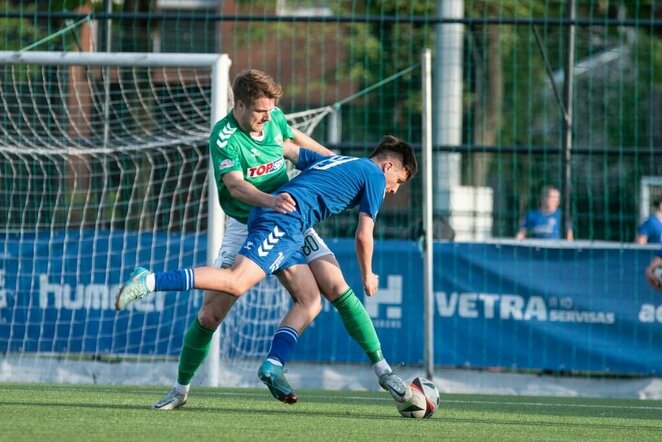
left=247, top=158, right=284, bottom=178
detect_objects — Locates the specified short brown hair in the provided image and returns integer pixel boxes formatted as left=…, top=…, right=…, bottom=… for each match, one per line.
left=369, top=135, right=418, bottom=180
left=232, top=69, right=283, bottom=106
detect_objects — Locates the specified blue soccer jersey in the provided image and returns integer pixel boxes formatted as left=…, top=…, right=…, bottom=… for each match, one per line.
left=521, top=209, right=562, bottom=239
left=281, top=149, right=386, bottom=229
left=638, top=216, right=662, bottom=244
left=240, top=149, right=386, bottom=275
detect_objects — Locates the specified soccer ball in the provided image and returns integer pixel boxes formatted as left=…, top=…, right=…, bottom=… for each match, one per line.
left=654, top=264, right=662, bottom=283
left=395, top=377, right=440, bottom=419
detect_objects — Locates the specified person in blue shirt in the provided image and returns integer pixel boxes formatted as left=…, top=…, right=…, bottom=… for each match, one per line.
left=516, top=186, right=574, bottom=240
left=636, top=198, right=662, bottom=244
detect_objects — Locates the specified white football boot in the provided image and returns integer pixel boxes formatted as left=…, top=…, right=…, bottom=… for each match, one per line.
left=379, top=371, right=412, bottom=403
left=152, top=387, right=188, bottom=410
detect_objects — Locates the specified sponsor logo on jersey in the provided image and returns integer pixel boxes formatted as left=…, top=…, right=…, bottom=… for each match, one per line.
left=247, top=158, right=284, bottom=178
left=216, top=122, right=236, bottom=149
left=219, top=159, right=234, bottom=171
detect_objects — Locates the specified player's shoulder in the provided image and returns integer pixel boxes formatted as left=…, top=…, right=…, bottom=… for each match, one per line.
left=641, top=216, right=662, bottom=230
left=526, top=209, right=541, bottom=221
left=349, top=157, right=382, bottom=178
left=210, top=114, right=242, bottom=150
left=271, top=106, right=286, bottom=118
left=212, top=113, right=239, bottom=133
left=640, top=216, right=653, bottom=226
left=359, top=159, right=386, bottom=188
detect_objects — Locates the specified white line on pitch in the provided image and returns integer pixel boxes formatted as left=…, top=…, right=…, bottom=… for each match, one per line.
left=26, top=386, right=662, bottom=411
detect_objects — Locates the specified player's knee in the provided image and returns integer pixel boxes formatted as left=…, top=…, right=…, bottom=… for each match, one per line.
left=320, top=281, right=350, bottom=302
left=216, top=280, right=248, bottom=298
left=310, top=294, right=322, bottom=316
left=198, top=290, right=237, bottom=327
left=197, top=307, right=222, bottom=329
left=298, top=293, right=322, bottom=319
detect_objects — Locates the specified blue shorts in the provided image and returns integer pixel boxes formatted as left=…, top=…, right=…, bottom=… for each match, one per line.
left=238, top=209, right=307, bottom=275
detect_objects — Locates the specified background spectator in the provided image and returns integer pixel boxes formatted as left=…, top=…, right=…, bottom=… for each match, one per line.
left=636, top=198, right=662, bottom=244
left=516, top=186, right=574, bottom=240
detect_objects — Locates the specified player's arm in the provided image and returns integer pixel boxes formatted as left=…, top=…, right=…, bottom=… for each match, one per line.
left=565, top=227, right=574, bottom=241
left=636, top=221, right=650, bottom=244
left=282, top=139, right=301, bottom=164
left=645, top=255, right=662, bottom=290
left=355, top=212, right=378, bottom=297
left=222, top=171, right=296, bottom=214
left=515, top=220, right=527, bottom=240
left=291, top=127, right=334, bottom=156
left=515, top=213, right=529, bottom=240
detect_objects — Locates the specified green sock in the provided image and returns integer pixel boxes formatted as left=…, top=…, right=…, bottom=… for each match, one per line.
left=332, top=288, right=384, bottom=364
left=177, top=318, right=215, bottom=385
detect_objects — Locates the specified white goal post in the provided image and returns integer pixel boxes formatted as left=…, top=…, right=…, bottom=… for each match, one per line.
left=0, top=51, right=298, bottom=387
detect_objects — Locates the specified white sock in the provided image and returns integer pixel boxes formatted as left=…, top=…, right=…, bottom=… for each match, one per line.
left=174, top=381, right=189, bottom=394
left=373, top=359, right=392, bottom=377
left=146, top=273, right=156, bottom=291
left=266, top=358, right=283, bottom=367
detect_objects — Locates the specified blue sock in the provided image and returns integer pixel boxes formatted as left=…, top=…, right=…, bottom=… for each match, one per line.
left=266, top=326, right=299, bottom=366
left=154, top=269, right=195, bottom=291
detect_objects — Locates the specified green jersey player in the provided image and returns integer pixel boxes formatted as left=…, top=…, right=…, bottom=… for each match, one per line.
left=148, top=69, right=410, bottom=410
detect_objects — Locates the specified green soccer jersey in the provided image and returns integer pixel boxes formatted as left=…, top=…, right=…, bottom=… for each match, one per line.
left=209, top=106, right=295, bottom=224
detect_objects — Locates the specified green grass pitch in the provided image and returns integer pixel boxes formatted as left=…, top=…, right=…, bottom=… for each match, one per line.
left=1, top=383, right=661, bottom=441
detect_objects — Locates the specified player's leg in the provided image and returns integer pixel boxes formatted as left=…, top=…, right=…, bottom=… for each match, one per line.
left=258, top=261, right=322, bottom=404
left=152, top=290, right=237, bottom=410
left=152, top=219, right=247, bottom=410
left=115, top=255, right=267, bottom=310
left=116, top=217, right=301, bottom=310
left=303, top=228, right=412, bottom=402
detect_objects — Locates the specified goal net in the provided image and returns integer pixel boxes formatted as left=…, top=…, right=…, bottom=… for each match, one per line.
left=0, top=51, right=328, bottom=386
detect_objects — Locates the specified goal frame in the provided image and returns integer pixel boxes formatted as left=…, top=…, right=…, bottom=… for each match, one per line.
left=0, top=50, right=231, bottom=386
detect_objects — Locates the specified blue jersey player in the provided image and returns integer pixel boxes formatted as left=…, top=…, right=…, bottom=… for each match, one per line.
left=116, top=136, right=416, bottom=301
left=114, top=135, right=418, bottom=385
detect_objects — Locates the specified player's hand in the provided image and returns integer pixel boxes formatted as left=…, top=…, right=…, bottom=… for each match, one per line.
left=270, top=193, right=296, bottom=214
left=363, top=273, right=379, bottom=297
left=645, top=267, right=662, bottom=291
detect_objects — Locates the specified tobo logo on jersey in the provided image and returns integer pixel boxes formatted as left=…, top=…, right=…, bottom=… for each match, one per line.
left=247, top=158, right=284, bottom=178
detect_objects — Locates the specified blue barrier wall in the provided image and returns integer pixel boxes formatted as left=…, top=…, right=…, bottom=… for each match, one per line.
left=1, top=232, right=660, bottom=375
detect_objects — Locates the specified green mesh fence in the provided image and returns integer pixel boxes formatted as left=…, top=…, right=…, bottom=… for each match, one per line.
left=2, top=1, right=660, bottom=241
